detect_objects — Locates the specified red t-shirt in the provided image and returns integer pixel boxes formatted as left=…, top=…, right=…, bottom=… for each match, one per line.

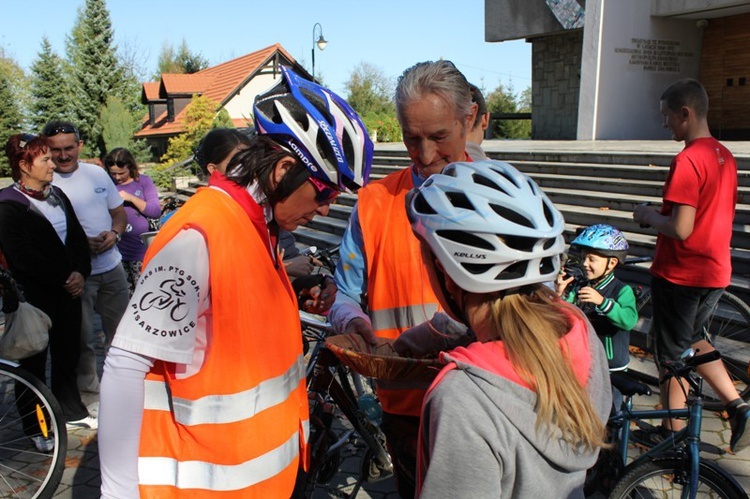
left=650, top=137, right=737, bottom=288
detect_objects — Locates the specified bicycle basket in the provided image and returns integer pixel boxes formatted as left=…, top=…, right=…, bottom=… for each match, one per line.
left=325, top=334, right=445, bottom=382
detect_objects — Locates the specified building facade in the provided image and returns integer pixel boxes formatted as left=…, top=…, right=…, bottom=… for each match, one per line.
left=486, top=0, right=750, bottom=140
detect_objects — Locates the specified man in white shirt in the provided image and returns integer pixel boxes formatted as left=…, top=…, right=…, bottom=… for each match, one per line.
left=43, top=121, right=129, bottom=426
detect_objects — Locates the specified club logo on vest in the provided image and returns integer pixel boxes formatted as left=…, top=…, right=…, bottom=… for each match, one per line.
left=130, top=265, right=200, bottom=338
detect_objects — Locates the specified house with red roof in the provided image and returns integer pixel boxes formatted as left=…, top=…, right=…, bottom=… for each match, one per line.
left=136, top=43, right=310, bottom=158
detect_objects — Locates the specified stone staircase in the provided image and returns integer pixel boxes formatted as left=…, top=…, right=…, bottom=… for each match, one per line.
left=171, top=145, right=750, bottom=301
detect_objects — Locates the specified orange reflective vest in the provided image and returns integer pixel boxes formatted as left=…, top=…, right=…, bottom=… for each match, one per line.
left=358, top=168, right=441, bottom=416
left=137, top=187, right=309, bottom=498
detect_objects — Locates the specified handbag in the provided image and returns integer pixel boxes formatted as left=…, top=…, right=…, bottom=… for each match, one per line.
left=0, top=301, right=51, bottom=361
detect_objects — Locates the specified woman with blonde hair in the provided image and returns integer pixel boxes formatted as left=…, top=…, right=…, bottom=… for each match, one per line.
left=405, top=160, right=611, bottom=498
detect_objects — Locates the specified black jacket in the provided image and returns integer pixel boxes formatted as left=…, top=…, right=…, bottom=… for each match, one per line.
left=0, top=186, right=91, bottom=303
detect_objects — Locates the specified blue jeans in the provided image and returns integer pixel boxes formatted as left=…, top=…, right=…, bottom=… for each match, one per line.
left=78, top=264, right=129, bottom=394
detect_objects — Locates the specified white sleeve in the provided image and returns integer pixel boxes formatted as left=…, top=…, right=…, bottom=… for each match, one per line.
left=112, top=229, right=210, bottom=364
left=99, top=346, right=154, bottom=499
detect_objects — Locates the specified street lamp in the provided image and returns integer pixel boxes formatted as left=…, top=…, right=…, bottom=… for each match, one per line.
left=311, top=22, right=328, bottom=82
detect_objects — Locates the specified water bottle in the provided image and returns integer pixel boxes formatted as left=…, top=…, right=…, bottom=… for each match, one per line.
left=357, top=393, right=383, bottom=426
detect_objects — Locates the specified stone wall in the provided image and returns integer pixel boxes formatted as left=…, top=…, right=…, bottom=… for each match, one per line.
left=531, top=30, right=583, bottom=139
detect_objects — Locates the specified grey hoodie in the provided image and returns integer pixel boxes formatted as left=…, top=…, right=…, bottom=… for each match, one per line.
left=418, top=316, right=611, bottom=498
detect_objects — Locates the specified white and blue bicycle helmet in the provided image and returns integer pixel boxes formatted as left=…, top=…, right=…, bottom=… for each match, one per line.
left=408, top=160, right=566, bottom=294
left=571, top=224, right=629, bottom=263
left=253, top=66, right=373, bottom=192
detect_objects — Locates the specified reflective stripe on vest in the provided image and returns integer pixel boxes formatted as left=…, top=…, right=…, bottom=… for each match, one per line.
left=143, top=355, right=306, bottom=426
left=138, top=430, right=300, bottom=490
left=370, top=303, right=439, bottom=333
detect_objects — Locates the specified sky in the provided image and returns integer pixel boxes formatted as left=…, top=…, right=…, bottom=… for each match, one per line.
left=0, top=0, right=531, bottom=98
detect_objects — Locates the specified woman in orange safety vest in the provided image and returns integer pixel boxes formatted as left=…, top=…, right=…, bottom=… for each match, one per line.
left=98, top=67, right=373, bottom=498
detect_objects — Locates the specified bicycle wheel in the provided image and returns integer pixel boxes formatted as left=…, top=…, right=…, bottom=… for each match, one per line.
left=703, top=291, right=750, bottom=412
left=0, top=362, right=67, bottom=499
left=609, top=456, right=746, bottom=498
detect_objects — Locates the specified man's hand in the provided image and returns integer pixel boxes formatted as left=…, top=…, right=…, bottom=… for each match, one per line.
left=89, top=230, right=118, bottom=254
left=284, top=254, right=318, bottom=278
left=63, top=271, right=85, bottom=298
left=344, top=317, right=377, bottom=345
left=577, top=286, right=605, bottom=306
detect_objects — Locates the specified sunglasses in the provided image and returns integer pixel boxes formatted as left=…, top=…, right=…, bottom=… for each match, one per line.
left=19, top=133, right=36, bottom=149
left=42, top=125, right=79, bottom=137
left=307, top=176, right=339, bottom=203
left=105, top=160, right=131, bottom=168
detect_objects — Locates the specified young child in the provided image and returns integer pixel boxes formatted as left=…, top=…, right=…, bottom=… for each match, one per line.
left=555, top=224, right=638, bottom=373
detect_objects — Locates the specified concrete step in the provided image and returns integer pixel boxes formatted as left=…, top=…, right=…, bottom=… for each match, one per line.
left=292, top=226, right=342, bottom=249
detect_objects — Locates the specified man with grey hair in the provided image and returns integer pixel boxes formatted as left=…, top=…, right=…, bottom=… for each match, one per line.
left=466, top=83, right=491, bottom=160
left=329, top=60, right=478, bottom=498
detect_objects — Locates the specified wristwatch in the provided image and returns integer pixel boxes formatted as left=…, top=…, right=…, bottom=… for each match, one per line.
left=111, top=229, right=121, bottom=243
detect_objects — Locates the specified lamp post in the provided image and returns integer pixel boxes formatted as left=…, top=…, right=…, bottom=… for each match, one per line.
left=311, top=22, right=328, bottom=82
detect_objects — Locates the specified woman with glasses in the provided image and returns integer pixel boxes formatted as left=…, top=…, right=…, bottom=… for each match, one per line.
left=98, top=67, right=373, bottom=498
left=0, top=134, right=93, bottom=451
left=103, top=148, right=160, bottom=295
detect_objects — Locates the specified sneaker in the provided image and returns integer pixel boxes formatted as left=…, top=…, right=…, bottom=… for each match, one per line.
left=31, top=435, right=55, bottom=453
left=730, top=403, right=750, bottom=453
left=66, top=414, right=98, bottom=431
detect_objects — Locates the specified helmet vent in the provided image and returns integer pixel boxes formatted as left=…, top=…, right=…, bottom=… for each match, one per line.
left=497, top=261, right=527, bottom=280
left=413, top=192, right=437, bottom=215
left=437, top=230, right=494, bottom=250
left=539, top=256, right=557, bottom=276
left=472, top=173, right=510, bottom=196
left=463, top=263, right=494, bottom=275
left=446, top=192, right=474, bottom=210
left=490, top=204, right=533, bottom=228
left=542, top=199, right=555, bottom=226
left=300, top=88, right=335, bottom=125
left=500, top=235, right=537, bottom=252
left=543, top=238, right=557, bottom=250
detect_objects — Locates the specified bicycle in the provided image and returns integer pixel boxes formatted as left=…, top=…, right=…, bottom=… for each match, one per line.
left=0, top=271, right=68, bottom=498
left=565, top=254, right=750, bottom=411
left=587, top=349, right=747, bottom=498
left=295, top=311, right=393, bottom=498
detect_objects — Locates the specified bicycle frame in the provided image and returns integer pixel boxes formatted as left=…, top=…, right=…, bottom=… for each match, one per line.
left=612, top=384, right=703, bottom=498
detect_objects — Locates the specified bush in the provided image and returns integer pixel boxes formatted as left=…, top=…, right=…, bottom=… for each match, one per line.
left=362, top=112, right=401, bottom=143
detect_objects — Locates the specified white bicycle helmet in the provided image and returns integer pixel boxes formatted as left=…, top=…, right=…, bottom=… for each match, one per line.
left=253, top=66, right=373, bottom=192
left=408, top=160, right=565, bottom=294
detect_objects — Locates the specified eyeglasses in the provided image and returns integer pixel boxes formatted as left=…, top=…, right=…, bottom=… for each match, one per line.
left=104, top=160, right=130, bottom=168
left=307, top=176, right=339, bottom=203
left=41, top=124, right=79, bottom=137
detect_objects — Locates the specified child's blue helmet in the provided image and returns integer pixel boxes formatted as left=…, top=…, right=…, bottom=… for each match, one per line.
left=571, top=224, right=629, bottom=264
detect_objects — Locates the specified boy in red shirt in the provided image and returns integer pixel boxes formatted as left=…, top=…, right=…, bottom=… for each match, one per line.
left=634, top=78, right=749, bottom=453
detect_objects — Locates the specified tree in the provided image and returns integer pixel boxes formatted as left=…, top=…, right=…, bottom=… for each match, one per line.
left=0, top=71, right=23, bottom=176
left=0, top=49, right=30, bottom=130
left=29, top=38, right=72, bottom=131
left=153, top=40, right=209, bottom=79
left=344, top=62, right=394, bottom=116
left=66, top=0, right=139, bottom=158
left=486, top=81, right=531, bottom=139
left=100, top=96, right=136, bottom=151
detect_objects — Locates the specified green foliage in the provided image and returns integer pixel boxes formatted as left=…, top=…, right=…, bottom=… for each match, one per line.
left=66, top=0, right=142, bottom=158
left=362, top=112, right=401, bottom=143
left=0, top=50, right=29, bottom=130
left=486, top=82, right=531, bottom=139
left=344, top=62, right=394, bottom=116
left=160, top=94, right=232, bottom=168
left=29, top=38, right=72, bottom=131
left=0, top=71, right=23, bottom=176
left=100, top=96, right=137, bottom=151
left=153, top=39, right=209, bottom=79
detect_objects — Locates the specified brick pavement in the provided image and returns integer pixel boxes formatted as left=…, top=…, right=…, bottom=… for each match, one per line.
left=51, top=352, right=750, bottom=498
